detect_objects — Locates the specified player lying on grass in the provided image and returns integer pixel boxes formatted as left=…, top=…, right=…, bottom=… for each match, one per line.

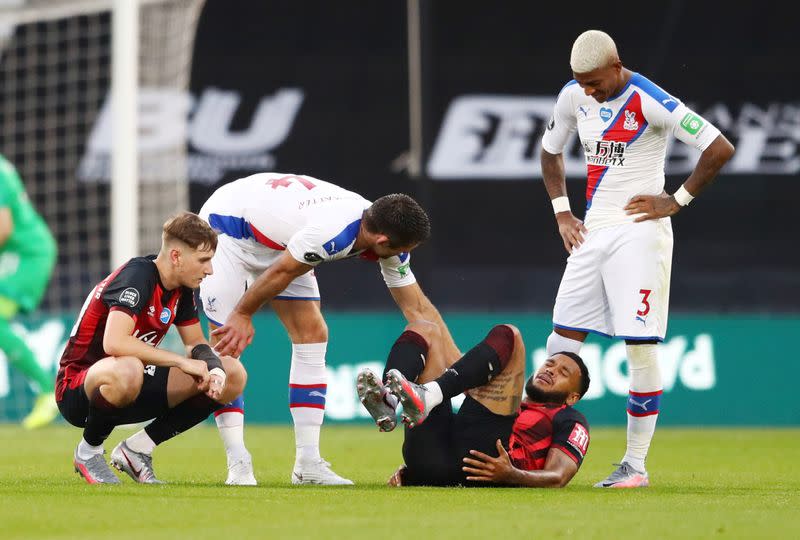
left=357, top=322, right=590, bottom=487
left=56, top=212, right=247, bottom=484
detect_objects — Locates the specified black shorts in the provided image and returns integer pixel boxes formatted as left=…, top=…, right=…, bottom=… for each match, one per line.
left=402, top=395, right=517, bottom=486
left=57, top=366, right=171, bottom=428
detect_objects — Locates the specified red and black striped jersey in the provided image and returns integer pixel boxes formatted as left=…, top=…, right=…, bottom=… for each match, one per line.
left=508, top=401, right=590, bottom=470
left=56, top=256, right=198, bottom=399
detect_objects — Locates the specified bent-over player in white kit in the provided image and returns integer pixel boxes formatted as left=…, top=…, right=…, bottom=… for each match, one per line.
left=540, top=30, right=735, bottom=487
left=199, top=173, right=460, bottom=485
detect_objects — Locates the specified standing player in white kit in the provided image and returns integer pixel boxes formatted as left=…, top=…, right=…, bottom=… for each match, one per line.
left=198, top=173, right=459, bottom=485
left=540, top=30, right=735, bottom=487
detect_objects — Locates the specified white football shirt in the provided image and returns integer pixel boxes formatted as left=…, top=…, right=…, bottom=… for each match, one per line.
left=198, top=173, right=415, bottom=288
left=542, top=72, right=720, bottom=230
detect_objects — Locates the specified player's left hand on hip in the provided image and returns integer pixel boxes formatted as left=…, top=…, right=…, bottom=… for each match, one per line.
left=462, top=439, right=515, bottom=483
left=625, top=193, right=681, bottom=222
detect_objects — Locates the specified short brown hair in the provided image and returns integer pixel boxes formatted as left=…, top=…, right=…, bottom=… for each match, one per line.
left=362, top=193, right=431, bottom=248
left=162, top=212, right=217, bottom=251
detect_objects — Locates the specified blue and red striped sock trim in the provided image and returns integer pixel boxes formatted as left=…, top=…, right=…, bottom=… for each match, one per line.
left=289, top=383, right=327, bottom=410
left=627, top=390, right=662, bottom=417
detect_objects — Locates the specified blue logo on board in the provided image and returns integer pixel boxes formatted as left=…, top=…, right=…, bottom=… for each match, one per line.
left=159, top=307, right=172, bottom=324
left=600, top=107, right=613, bottom=122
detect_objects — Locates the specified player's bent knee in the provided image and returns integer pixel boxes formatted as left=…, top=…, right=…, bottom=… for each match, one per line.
left=493, top=323, right=520, bottom=345
left=404, top=320, right=440, bottom=346
left=109, top=356, right=144, bottom=403
left=221, top=357, right=247, bottom=398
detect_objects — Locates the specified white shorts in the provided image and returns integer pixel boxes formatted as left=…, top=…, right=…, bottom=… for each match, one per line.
left=199, top=235, right=320, bottom=326
left=552, top=219, right=673, bottom=341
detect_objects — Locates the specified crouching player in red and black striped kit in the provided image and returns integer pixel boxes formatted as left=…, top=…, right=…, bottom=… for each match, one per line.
left=56, top=212, right=247, bottom=484
left=358, top=323, right=590, bottom=487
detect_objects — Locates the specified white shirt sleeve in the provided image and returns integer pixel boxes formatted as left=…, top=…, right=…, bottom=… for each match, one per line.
left=541, top=82, right=578, bottom=155
left=286, top=226, right=332, bottom=267
left=644, top=98, right=720, bottom=151
left=379, top=252, right=416, bottom=288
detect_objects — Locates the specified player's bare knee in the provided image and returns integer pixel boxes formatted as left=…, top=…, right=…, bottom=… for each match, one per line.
left=111, top=356, right=144, bottom=403
left=221, top=356, right=247, bottom=398
left=495, top=323, right=521, bottom=344
left=404, top=320, right=439, bottom=347
left=293, top=318, right=328, bottom=343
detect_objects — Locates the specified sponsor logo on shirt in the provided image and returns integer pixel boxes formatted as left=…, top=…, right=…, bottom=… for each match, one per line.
left=567, top=423, right=589, bottom=457
left=397, top=262, right=410, bottom=277
left=583, top=140, right=627, bottom=166
left=680, top=112, right=704, bottom=135
left=304, top=252, right=323, bottom=263
left=132, top=329, right=159, bottom=346
left=119, top=287, right=140, bottom=308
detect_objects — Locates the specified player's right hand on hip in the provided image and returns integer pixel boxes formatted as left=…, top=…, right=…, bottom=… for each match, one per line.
left=555, top=212, right=588, bottom=254
left=211, top=312, right=255, bottom=357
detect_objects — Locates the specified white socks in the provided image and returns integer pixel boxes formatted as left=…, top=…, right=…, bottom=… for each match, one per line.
left=545, top=331, right=661, bottom=473
left=546, top=331, right=583, bottom=356
left=125, top=429, right=156, bottom=455
left=422, top=381, right=444, bottom=412
left=76, top=438, right=104, bottom=460
left=623, top=343, right=662, bottom=472
left=215, top=410, right=249, bottom=461
left=289, top=342, right=327, bottom=465
left=421, top=381, right=443, bottom=410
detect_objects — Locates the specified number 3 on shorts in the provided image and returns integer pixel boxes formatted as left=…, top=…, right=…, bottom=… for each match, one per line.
left=637, top=289, right=652, bottom=317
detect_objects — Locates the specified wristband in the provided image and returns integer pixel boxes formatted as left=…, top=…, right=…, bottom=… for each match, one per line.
left=673, top=185, right=695, bottom=206
left=551, top=196, right=571, bottom=214
left=191, top=343, right=225, bottom=373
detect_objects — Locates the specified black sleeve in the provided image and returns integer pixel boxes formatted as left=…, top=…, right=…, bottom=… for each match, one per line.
left=101, top=258, right=157, bottom=317
left=174, top=287, right=199, bottom=326
left=551, top=407, right=590, bottom=466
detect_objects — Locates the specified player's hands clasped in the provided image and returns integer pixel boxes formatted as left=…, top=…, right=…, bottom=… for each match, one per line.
left=211, top=311, right=255, bottom=357
left=180, top=358, right=210, bottom=392
left=555, top=212, right=588, bottom=254
left=625, top=192, right=681, bottom=222
left=462, top=439, right=518, bottom=484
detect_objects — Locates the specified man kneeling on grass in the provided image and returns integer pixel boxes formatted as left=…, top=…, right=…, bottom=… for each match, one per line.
left=56, top=212, right=247, bottom=484
left=357, top=323, right=590, bottom=487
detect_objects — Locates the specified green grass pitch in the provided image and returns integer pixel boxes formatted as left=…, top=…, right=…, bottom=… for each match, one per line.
left=1, top=425, right=798, bottom=539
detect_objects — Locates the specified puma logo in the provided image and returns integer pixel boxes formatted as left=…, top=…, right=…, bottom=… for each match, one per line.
left=629, top=398, right=653, bottom=411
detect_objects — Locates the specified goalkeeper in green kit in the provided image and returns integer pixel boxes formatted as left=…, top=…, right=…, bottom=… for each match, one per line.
left=0, top=155, right=58, bottom=428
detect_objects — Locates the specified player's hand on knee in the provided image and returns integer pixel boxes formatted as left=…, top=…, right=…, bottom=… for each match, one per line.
left=555, top=212, right=588, bottom=254
left=625, top=193, right=681, bottom=222
left=206, top=371, right=226, bottom=401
